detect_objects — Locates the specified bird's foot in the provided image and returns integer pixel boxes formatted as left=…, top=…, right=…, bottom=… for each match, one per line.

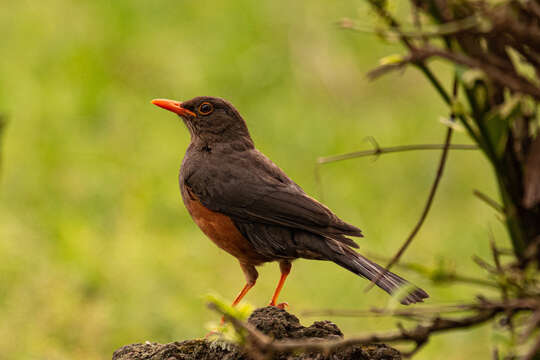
left=205, top=330, right=219, bottom=339
left=204, top=316, right=227, bottom=338
left=269, top=301, right=288, bottom=310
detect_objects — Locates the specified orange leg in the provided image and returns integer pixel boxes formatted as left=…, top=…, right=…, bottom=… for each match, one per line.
left=269, top=261, right=291, bottom=308
left=218, top=283, right=253, bottom=326
left=231, top=282, right=255, bottom=307
left=217, top=263, right=258, bottom=326
left=232, top=262, right=258, bottom=306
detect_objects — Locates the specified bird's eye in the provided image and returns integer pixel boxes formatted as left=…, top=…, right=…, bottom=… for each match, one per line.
left=198, top=102, right=213, bottom=115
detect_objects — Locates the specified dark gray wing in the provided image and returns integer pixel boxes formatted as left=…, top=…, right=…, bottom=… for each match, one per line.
left=183, top=149, right=362, bottom=253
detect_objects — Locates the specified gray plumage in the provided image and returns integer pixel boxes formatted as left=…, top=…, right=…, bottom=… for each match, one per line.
left=175, top=96, right=429, bottom=305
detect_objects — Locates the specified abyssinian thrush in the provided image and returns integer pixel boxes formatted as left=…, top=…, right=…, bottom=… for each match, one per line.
left=151, top=96, right=429, bottom=306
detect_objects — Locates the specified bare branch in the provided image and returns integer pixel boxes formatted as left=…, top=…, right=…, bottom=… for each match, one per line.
left=473, top=190, right=504, bottom=214
left=338, top=15, right=481, bottom=39
left=302, top=299, right=538, bottom=319
left=369, top=45, right=540, bottom=100
left=210, top=300, right=538, bottom=357
left=302, top=303, right=487, bottom=319
left=364, top=252, right=499, bottom=288
left=365, top=127, right=455, bottom=293
left=365, top=73, right=460, bottom=293
left=472, top=255, right=499, bottom=274
left=317, top=143, right=477, bottom=164
left=314, top=163, right=325, bottom=202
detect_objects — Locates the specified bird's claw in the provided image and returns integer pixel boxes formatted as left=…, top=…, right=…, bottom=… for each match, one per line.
left=276, top=302, right=288, bottom=310
left=205, top=330, right=219, bottom=339
left=269, top=302, right=288, bottom=310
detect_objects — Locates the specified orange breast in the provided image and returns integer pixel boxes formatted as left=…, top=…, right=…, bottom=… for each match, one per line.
left=182, top=186, right=269, bottom=265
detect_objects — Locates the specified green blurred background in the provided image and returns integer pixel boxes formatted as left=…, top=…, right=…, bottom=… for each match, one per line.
left=0, top=1, right=507, bottom=359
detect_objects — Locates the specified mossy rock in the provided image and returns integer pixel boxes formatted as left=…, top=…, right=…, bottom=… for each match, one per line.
left=112, top=306, right=401, bottom=360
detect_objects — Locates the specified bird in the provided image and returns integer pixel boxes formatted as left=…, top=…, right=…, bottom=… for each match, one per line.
left=151, top=96, right=429, bottom=307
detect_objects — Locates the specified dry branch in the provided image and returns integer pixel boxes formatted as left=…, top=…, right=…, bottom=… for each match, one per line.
left=318, top=0, right=540, bottom=357
left=365, top=73, right=458, bottom=292
left=368, top=46, right=540, bottom=100
left=211, top=298, right=538, bottom=358
left=317, top=143, right=477, bottom=164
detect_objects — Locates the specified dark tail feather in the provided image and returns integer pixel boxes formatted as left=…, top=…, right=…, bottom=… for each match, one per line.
left=334, top=248, right=429, bottom=305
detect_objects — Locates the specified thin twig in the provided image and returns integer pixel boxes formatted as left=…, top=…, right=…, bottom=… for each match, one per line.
left=302, top=303, right=485, bottom=318
left=302, top=298, right=538, bottom=318
left=364, top=72, right=459, bottom=293
left=365, top=128, right=455, bottom=293
left=368, top=45, right=540, bottom=100
left=207, top=303, right=271, bottom=356
left=490, top=234, right=503, bottom=275
left=492, top=347, right=500, bottom=360
left=473, top=190, right=504, bottom=214
left=210, top=301, right=520, bottom=357
left=425, top=47, right=540, bottom=100
left=410, top=1, right=428, bottom=46
left=338, top=15, right=480, bottom=39
left=439, top=273, right=500, bottom=288
left=314, top=164, right=325, bottom=202
left=490, top=232, right=516, bottom=338
left=365, top=0, right=454, bottom=105
left=473, top=255, right=498, bottom=274
left=317, top=143, right=477, bottom=164
left=364, top=252, right=499, bottom=288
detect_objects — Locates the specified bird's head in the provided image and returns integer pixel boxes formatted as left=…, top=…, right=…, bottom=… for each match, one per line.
left=151, top=96, right=253, bottom=147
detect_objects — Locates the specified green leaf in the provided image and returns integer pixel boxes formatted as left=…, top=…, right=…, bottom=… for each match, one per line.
left=204, top=293, right=255, bottom=343
left=460, top=69, right=484, bottom=86
left=378, top=54, right=404, bottom=66
left=484, top=95, right=522, bottom=158
left=205, top=293, right=253, bottom=321
left=439, top=116, right=465, bottom=131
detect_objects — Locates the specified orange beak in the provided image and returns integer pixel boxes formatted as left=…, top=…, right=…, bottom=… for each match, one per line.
left=151, top=99, right=197, bottom=117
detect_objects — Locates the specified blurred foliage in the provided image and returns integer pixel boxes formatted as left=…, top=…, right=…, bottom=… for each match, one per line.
left=204, top=294, right=254, bottom=343
left=355, top=0, right=540, bottom=358
left=0, top=1, right=508, bottom=359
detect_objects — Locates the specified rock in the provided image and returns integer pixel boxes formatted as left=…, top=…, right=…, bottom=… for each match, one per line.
left=247, top=307, right=343, bottom=340
left=113, top=340, right=246, bottom=360
left=112, top=306, right=401, bottom=360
